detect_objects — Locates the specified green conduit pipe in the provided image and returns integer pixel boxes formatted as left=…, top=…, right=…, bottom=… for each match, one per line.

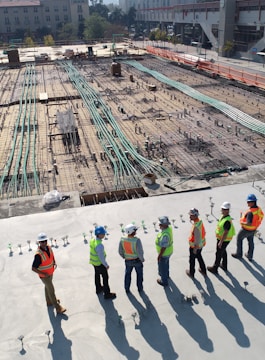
left=58, top=61, right=171, bottom=189
left=123, top=60, right=265, bottom=136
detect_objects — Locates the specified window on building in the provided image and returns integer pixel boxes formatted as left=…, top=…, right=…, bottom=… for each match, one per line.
left=46, top=15, right=50, bottom=22
left=24, top=8, right=28, bottom=13
left=35, top=16, right=39, bottom=24
left=64, top=15, right=69, bottom=22
left=54, top=6, right=59, bottom=12
left=55, top=15, right=60, bottom=21
left=15, top=17, right=20, bottom=25
left=34, top=7, right=38, bottom=13
left=78, top=14, right=83, bottom=21
left=7, top=26, right=11, bottom=32
left=24, top=17, right=30, bottom=25
left=4, top=8, right=8, bottom=14
left=45, top=7, right=49, bottom=12
left=63, top=5, right=67, bottom=11
left=78, top=5, right=83, bottom=13
left=5, top=17, right=10, bottom=25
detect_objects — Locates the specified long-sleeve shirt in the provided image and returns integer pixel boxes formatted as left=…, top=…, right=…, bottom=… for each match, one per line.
left=118, top=237, right=145, bottom=262
left=95, top=242, right=108, bottom=268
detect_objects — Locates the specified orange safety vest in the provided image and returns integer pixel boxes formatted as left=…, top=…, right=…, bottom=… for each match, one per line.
left=189, top=220, right=206, bottom=248
left=36, top=246, right=55, bottom=278
left=240, top=206, right=264, bottom=231
left=120, top=237, right=138, bottom=260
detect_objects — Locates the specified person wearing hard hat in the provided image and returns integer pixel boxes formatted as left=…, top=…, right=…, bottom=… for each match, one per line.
left=232, top=194, right=264, bottom=261
left=89, top=226, right=116, bottom=299
left=118, top=224, right=145, bottom=293
left=207, top=202, right=235, bottom=274
left=186, top=208, right=207, bottom=278
left=156, top=216, right=173, bottom=286
left=32, top=232, right=66, bottom=314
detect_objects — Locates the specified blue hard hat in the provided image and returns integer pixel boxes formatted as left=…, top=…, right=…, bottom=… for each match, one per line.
left=95, top=226, right=106, bottom=236
left=247, top=194, right=257, bottom=202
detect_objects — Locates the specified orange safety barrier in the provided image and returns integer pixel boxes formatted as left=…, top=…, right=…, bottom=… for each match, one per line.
left=146, top=46, right=265, bottom=90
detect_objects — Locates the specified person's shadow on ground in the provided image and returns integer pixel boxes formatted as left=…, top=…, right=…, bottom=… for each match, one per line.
left=98, top=296, right=140, bottom=360
left=165, top=279, right=214, bottom=353
left=218, top=270, right=265, bottom=326
left=127, top=291, right=179, bottom=360
left=193, top=277, right=250, bottom=347
left=47, top=307, right=72, bottom=360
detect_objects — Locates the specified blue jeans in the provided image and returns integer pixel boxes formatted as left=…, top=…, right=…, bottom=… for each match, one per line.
left=124, top=259, right=143, bottom=292
left=236, top=228, right=255, bottom=259
left=158, top=256, right=170, bottom=285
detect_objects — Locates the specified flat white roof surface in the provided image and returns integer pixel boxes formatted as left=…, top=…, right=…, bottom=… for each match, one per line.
left=1, top=181, right=265, bottom=359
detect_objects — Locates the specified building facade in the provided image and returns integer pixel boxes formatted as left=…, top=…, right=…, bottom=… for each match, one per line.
left=0, top=0, right=89, bottom=42
left=119, top=0, right=265, bottom=57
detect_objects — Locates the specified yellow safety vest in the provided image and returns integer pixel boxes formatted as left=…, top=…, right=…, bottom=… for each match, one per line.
left=89, top=238, right=106, bottom=266
left=155, top=226, right=173, bottom=256
left=216, top=215, right=235, bottom=241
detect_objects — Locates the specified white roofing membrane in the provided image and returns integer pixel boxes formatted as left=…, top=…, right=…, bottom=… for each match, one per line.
left=0, top=181, right=265, bottom=359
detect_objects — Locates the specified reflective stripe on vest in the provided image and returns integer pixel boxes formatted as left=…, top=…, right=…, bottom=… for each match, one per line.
left=89, top=238, right=105, bottom=266
left=216, top=215, right=235, bottom=241
left=188, top=220, right=206, bottom=248
left=240, top=207, right=264, bottom=231
left=120, top=237, right=138, bottom=260
left=155, top=226, right=173, bottom=256
left=36, top=246, right=55, bottom=278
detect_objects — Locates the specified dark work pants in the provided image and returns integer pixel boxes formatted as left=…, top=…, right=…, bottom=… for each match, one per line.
left=125, top=259, right=143, bottom=292
left=213, top=240, right=230, bottom=270
left=189, top=247, right=206, bottom=276
left=93, top=264, right=110, bottom=295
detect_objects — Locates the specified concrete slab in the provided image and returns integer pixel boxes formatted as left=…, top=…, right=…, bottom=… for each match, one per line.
left=0, top=180, right=264, bottom=359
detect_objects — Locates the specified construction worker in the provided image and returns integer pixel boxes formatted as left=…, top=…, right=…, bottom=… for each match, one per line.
left=207, top=202, right=235, bottom=274
left=89, top=226, right=116, bottom=299
left=186, top=208, right=207, bottom=278
left=232, top=194, right=264, bottom=261
left=32, top=232, right=66, bottom=314
left=118, top=223, right=145, bottom=293
left=156, top=216, right=173, bottom=286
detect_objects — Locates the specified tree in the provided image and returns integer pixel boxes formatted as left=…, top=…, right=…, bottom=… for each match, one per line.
left=57, top=23, right=77, bottom=41
left=223, top=40, right=234, bottom=57
left=108, top=7, right=124, bottom=25
left=89, top=3, right=109, bottom=20
left=126, top=7, right=136, bottom=28
left=24, top=37, right=34, bottom=47
left=44, top=35, right=55, bottom=46
left=83, top=14, right=107, bottom=40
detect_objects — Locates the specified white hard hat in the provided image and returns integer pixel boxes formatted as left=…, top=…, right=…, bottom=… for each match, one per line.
left=125, top=224, right=138, bottom=235
left=37, top=232, right=48, bottom=242
left=221, top=202, right=230, bottom=210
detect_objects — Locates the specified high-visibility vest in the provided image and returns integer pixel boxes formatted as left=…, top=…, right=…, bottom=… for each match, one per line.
left=216, top=215, right=235, bottom=241
left=240, top=206, right=264, bottom=231
left=36, top=246, right=55, bottom=278
left=120, top=236, right=138, bottom=260
left=188, top=220, right=206, bottom=248
left=155, top=226, right=173, bottom=257
left=89, top=238, right=106, bottom=266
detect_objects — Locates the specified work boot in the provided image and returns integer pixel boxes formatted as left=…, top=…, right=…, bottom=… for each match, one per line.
left=56, top=304, right=66, bottom=314
left=185, top=270, right=194, bottom=279
left=104, top=292, right=116, bottom=300
left=199, top=268, right=207, bottom=277
left=47, top=299, right=60, bottom=306
left=231, top=253, right=242, bottom=259
left=220, top=264, right=227, bottom=272
left=207, top=266, right=218, bottom=274
left=244, top=253, right=253, bottom=262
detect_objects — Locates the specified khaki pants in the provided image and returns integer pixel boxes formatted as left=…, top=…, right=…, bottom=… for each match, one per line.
left=40, top=275, right=59, bottom=308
